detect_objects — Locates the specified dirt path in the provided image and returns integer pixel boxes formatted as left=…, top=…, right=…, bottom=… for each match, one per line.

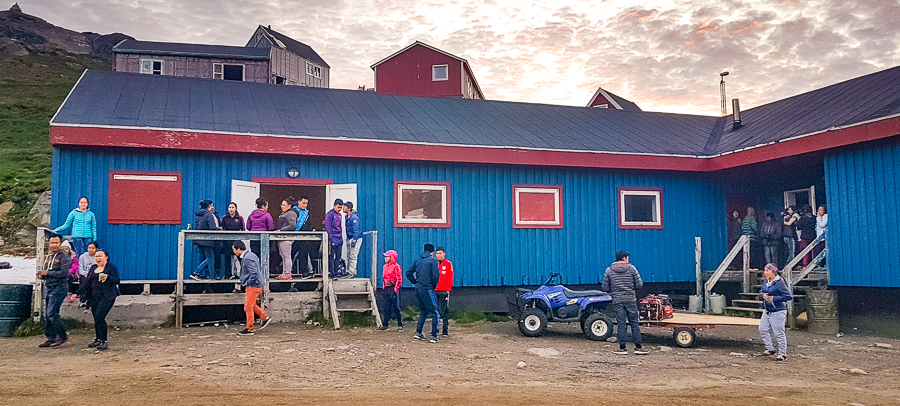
left=1, top=320, right=898, bottom=405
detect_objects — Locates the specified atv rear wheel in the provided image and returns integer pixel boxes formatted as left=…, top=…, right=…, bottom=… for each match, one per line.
left=582, top=312, right=613, bottom=341
left=518, top=308, right=548, bottom=337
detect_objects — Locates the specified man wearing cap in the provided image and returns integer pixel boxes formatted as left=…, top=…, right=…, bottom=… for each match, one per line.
left=602, top=250, right=648, bottom=355
left=406, top=243, right=441, bottom=343
left=324, top=199, right=347, bottom=278
left=434, top=247, right=453, bottom=337
left=343, top=201, right=362, bottom=278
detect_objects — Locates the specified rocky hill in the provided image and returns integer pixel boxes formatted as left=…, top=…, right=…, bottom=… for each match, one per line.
left=0, top=3, right=131, bottom=250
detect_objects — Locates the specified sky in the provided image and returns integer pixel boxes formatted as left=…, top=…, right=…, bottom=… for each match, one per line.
left=19, top=0, right=900, bottom=116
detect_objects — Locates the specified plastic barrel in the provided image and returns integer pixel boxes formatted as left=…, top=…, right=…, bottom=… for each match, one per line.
left=0, top=284, right=33, bottom=337
left=807, top=289, right=839, bottom=335
left=688, top=295, right=703, bottom=313
left=709, top=293, right=726, bottom=314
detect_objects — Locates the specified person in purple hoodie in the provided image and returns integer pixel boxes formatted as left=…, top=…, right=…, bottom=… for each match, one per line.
left=324, top=199, right=348, bottom=278
left=246, top=198, right=274, bottom=258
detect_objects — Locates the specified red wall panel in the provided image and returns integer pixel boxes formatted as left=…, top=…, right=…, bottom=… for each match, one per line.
left=375, top=45, right=462, bottom=98
left=108, top=171, right=182, bottom=224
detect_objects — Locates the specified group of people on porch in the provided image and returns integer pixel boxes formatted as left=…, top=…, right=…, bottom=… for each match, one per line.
left=728, top=204, right=828, bottom=270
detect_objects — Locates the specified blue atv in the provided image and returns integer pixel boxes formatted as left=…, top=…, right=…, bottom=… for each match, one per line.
left=517, top=273, right=614, bottom=341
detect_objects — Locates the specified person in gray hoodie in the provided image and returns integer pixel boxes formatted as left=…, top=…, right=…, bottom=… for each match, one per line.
left=232, top=241, right=271, bottom=335
left=602, top=250, right=647, bottom=355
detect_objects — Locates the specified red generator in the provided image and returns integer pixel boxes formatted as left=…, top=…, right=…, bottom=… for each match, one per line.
left=639, top=294, right=674, bottom=321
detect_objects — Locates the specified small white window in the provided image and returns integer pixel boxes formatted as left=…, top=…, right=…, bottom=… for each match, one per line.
left=395, top=182, right=449, bottom=227
left=306, top=62, right=322, bottom=79
left=139, top=59, right=164, bottom=75
left=513, top=186, right=562, bottom=228
left=592, top=104, right=609, bottom=108
left=619, top=188, right=663, bottom=229
left=213, top=63, right=244, bottom=81
left=432, top=65, right=448, bottom=81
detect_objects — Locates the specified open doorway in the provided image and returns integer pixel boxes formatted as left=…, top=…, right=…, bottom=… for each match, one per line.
left=260, top=184, right=328, bottom=230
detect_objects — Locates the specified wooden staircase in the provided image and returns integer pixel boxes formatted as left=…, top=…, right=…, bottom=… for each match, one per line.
left=326, top=278, right=382, bottom=329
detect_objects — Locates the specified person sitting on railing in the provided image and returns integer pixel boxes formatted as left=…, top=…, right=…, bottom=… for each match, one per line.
left=758, top=263, right=792, bottom=362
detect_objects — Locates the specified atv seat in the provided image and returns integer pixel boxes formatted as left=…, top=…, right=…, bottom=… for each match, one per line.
left=563, top=288, right=607, bottom=298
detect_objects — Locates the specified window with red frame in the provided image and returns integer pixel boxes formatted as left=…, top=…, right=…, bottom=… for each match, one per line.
left=395, top=182, right=450, bottom=228
left=513, top=186, right=563, bottom=229
left=108, top=171, right=182, bottom=225
left=618, top=188, right=663, bottom=229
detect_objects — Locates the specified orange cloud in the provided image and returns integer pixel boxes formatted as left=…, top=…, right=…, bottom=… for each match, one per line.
left=626, top=10, right=654, bottom=21
left=732, top=21, right=763, bottom=35
left=697, top=21, right=719, bottom=34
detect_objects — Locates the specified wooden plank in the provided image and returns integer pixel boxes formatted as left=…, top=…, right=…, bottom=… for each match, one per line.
left=182, top=293, right=247, bottom=306
left=658, top=312, right=761, bottom=326
left=368, top=279, right=383, bottom=328
left=724, top=306, right=764, bottom=314
left=175, top=230, right=185, bottom=329
left=32, top=228, right=47, bottom=322
left=694, top=237, right=702, bottom=297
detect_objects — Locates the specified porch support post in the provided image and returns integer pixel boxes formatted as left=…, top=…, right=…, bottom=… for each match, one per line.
left=260, top=232, right=270, bottom=315
left=694, top=237, right=702, bottom=297
left=175, top=230, right=185, bottom=329
left=742, top=241, right=750, bottom=294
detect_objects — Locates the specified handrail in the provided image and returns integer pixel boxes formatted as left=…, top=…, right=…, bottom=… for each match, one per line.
left=781, top=231, right=826, bottom=278
left=704, top=235, right=750, bottom=313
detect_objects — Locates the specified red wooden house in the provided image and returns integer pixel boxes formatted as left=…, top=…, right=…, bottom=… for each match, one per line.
left=371, top=41, right=484, bottom=99
left=586, top=86, right=642, bottom=111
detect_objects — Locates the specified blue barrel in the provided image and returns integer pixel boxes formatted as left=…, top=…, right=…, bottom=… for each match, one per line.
left=0, top=284, right=33, bottom=337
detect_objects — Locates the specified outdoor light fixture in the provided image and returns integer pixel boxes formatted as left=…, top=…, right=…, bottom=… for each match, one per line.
left=287, top=167, right=300, bottom=178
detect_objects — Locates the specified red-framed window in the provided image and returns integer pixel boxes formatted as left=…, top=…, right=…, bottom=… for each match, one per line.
left=618, top=188, right=663, bottom=229
left=512, top=185, right=563, bottom=229
left=394, top=181, right=450, bottom=228
left=108, top=171, right=182, bottom=225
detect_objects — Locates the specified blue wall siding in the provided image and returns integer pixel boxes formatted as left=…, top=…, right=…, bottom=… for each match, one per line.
left=824, top=141, right=900, bottom=287
left=51, top=148, right=726, bottom=285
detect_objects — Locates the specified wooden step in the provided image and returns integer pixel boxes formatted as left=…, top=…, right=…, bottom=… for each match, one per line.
left=739, top=292, right=760, bottom=296
left=336, top=308, right=375, bottom=312
left=732, top=299, right=763, bottom=305
left=333, top=291, right=369, bottom=296
left=725, top=306, right=764, bottom=313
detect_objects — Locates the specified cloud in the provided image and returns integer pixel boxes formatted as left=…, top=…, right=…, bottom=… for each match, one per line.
left=20, top=0, right=900, bottom=115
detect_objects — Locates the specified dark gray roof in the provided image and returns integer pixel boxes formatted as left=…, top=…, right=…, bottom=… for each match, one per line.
left=112, top=39, right=270, bottom=60
left=604, top=90, right=642, bottom=112
left=712, top=65, right=900, bottom=154
left=52, top=71, right=713, bottom=156
left=252, top=26, right=330, bottom=68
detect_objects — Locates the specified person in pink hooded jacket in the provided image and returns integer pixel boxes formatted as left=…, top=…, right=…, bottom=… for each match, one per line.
left=376, top=250, right=403, bottom=332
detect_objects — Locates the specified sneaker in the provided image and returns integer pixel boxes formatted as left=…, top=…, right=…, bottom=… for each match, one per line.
left=49, top=337, right=69, bottom=347
left=189, top=274, right=202, bottom=281
left=429, top=337, right=439, bottom=343
left=97, top=341, right=108, bottom=351
left=442, top=332, right=449, bottom=337
left=257, top=318, right=272, bottom=331
left=87, top=339, right=101, bottom=348
left=761, top=350, right=776, bottom=356
left=237, top=329, right=254, bottom=336
left=397, top=327, right=404, bottom=333
left=301, top=273, right=315, bottom=280
left=375, top=326, right=389, bottom=331
left=612, top=348, right=629, bottom=355
left=413, top=333, right=426, bottom=341
left=38, top=340, right=55, bottom=348
left=634, top=348, right=650, bottom=355
left=276, top=274, right=292, bottom=280
left=775, top=354, right=786, bottom=361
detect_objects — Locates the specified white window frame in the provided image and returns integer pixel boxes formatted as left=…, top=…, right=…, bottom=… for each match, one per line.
left=619, top=189, right=663, bottom=229
left=139, top=58, right=164, bottom=75
left=513, top=186, right=562, bottom=228
left=592, top=104, right=609, bottom=108
left=432, top=64, right=448, bottom=81
left=395, top=182, right=449, bottom=227
left=306, top=62, right=322, bottom=79
left=213, top=63, right=245, bottom=81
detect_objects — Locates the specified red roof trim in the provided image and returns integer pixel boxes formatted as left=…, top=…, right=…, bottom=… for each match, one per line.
left=49, top=114, right=900, bottom=172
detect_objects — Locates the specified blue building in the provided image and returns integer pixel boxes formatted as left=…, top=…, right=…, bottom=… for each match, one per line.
left=48, top=67, right=900, bottom=296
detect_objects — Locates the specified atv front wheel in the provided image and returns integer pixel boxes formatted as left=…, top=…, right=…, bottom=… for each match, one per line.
left=582, top=312, right=613, bottom=341
left=518, top=308, right=548, bottom=337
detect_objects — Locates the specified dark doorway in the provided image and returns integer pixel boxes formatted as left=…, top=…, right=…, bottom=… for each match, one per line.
left=259, top=184, right=327, bottom=231
left=223, top=64, right=244, bottom=81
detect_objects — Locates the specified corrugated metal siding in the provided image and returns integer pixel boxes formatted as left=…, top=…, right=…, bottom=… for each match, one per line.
left=52, top=148, right=726, bottom=285
left=824, top=140, right=900, bottom=287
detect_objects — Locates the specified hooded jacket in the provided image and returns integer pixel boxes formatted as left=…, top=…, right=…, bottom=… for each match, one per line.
left=406, top=251, right=439, bottom=290
left=601, top=262, right=644, bottom=304
left=42, top=250, right=72, bottom=289
left=246, top=209, right=275, bottom=231
left=193, top=209, right=218, bottom=247
left=238, top=250, right=264, bottom=288
left=221, top=212, right=245, bottom=231
left=275, top=209, right=297, bottom=231
left=759, top=275, right=793, bottom=312
left=382, top=250, right=403, bottom=292
left=324, top=209, right=343, bottom=244
left=55, top=208, right=97, bottom=241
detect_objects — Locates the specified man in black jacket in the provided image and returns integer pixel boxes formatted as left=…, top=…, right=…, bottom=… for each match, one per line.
left=37, top=234, right=72, bottom=347
left=602, top=250, right=647, bottom=355
left=406, top=243, right=441, bottom=343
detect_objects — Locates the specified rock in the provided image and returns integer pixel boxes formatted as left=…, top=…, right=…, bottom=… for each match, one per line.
left=848, top=368, right=867, bottom=375
left=658, top=346, right=673, bottom=352
left=826, top=340, right=842, bottom=345
left=527, top=348, right=560, bottom=358
left=849, top=403, right=864, bottom=406
left=873, top=343, right=893, bottom=349
left=337, top=345, right=350, bottom=350
left=281, top=349, right=295, bottom=354
left=0, top=201, right=13, bottom=219
left=517, top=361, right=527, bottom=368
left=466, top=354, right=483, bottom=359
left=27, top=191, right=51, bottom=228
left=728, top=352, right=747, bottom=357
left=14, top=224, right=37, bottom=245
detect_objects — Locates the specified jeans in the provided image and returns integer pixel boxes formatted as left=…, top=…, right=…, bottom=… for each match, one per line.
left=195, top=246, right=215, bottom=278
left=759, top=309, right=787, bottom=356
left=72, top=238, right=91, bottom=257
left=91, top=296, right=116, bottom=341
left=346, top=239, right=361, bottom=277
left=435, top=291, right=450, bottom=335
left=244, top=286, right=267, bottom=331
left=783, top=237, right=796, bottom=265
left=612, top=302, right=642, bottom=348
left=764, top=245, right=778, bottom=265
left=44, top=284, right=68, bottom=341
left=380, top=288, right=403, bottom=328
left=415, top=286, right=440, bottom=338
left=329, top=242, right=344, bottom=277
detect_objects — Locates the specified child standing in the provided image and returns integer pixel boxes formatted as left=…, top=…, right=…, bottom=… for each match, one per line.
left=377, top=250, right=403, bottom=332
left=434, top=247, right=453, bottom=337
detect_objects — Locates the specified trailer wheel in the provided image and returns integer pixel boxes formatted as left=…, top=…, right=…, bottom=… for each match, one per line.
left=582, top=313, right=614, bottom=341
left=518, top=308, right=548, bottom=337
left=673, top=327, right=696, bottom=348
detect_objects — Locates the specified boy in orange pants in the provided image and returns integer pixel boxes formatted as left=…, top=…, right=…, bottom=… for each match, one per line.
left=232, top=241, right=271, bottom=335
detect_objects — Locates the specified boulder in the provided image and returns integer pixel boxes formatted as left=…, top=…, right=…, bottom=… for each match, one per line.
left=27, top=191, right=51, bottom=228
left=0, top=201, right=14, bottom=219
left=15, top=224, right=37, bottom=245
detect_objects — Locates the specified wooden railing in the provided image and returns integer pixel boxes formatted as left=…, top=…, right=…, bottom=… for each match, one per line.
left=704, top=235, right=750, bottom=313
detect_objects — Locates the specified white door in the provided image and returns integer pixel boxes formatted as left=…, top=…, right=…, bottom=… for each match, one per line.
left=783, top=186, right=816, bottom=210
left=231, top=179, right=260, bottom=224
left=326, top=183, right=357, bottom=214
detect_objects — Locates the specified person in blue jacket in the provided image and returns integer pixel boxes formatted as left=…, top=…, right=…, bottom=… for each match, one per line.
left=759, top=263, right=793, bottom=361
left=343, top=201, right=362, bottom=277
left=53, top=197, right=97, bottom=256
left=190, top=200, right=219, bottom=280
left=406, top=243, right=441, bottom=343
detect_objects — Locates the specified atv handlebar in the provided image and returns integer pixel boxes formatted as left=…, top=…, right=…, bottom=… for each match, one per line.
left=544, top=272, right=560, bottom=286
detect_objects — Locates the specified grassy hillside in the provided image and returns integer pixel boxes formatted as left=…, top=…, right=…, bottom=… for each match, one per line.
left=0, top=51, right=109, bottom=245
